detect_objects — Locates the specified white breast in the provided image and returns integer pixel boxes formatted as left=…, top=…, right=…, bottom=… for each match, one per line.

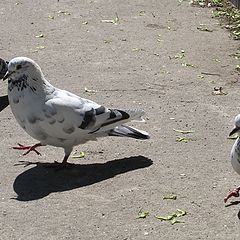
left=8, top=86, right=46, bottom=141
left=230, top=138, right=240, bottom=175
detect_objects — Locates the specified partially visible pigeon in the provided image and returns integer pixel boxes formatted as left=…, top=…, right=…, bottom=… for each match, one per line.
left=0, top=58, right=9, bottom=112
left=3, top=57, right=150, bottom=165
left=224, top=114, right=240, bottom=203
left=0, top=58, right=8, bottom=79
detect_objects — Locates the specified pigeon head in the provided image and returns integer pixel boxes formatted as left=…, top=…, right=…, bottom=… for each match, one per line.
left=229, top=114, right=240, bottom=137
left=3, top=57, right=43, bottom=82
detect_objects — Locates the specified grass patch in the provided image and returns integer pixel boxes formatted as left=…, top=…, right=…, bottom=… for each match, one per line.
left=191, top=0, right=240, bottom=40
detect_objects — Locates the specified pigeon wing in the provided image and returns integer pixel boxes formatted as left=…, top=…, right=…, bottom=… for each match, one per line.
left=40, top=89, right=144, bottom=139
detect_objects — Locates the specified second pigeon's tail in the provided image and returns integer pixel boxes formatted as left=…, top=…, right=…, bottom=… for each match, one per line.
left=108, top=125, right=150, bottom=140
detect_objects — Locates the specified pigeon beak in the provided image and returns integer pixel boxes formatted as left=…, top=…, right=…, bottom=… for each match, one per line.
left=3, top=71, right=13, bottom=81
left=229, top=127, right=240, bottom=137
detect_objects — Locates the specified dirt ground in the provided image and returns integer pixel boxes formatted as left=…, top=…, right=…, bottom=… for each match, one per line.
left=0, top=0, right=240, bottom=239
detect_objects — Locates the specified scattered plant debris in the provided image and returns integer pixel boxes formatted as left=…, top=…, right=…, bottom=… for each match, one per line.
left=173, top=129, right=195, bottom=134
left=137, top=210, right=149, bottom=219
left=163, top=194, right=177, bottom=200
left=155, top=209, right=187, bottom=225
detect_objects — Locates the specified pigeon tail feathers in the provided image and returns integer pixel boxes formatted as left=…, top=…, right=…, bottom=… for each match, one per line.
left=109, top=125, right=150, bottom=140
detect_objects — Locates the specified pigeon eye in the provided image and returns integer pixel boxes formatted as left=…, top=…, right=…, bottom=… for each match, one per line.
left=16, top=65, right=22, bottom=70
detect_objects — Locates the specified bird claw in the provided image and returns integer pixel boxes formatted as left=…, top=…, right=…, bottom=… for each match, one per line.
left=224, top=186, right=240, bottom=203
left=12, top=143, right=42, bottom=156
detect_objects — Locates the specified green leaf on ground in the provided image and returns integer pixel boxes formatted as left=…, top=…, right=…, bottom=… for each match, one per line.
left=171, top=217, right=184, bottom=225
left=175, top=209, right=187, bottom=217
left=173, top=128, right=194, bottom=134
left=155, top=209, right=187, bottom=225
left=155, top=215, right=174, bottom=221
left=137, top=210, right=149, bottom=219
left=71, top=151, right=85, bottom=159
left=101, top=13, right=119, bottom=24
left=163, top=194, right=177, bottom=200
left=174, top=53, right=185, bottom=59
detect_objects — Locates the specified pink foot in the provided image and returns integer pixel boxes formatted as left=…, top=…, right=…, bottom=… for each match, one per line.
left=224, top=186, right=240, bottom=203
left=13, top=143, right=42, bottom=156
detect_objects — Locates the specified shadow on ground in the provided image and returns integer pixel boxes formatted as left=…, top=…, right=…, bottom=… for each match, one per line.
left=13, top=155, right=152, bottom=201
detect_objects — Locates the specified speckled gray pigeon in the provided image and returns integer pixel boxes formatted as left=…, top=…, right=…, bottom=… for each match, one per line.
left=3, top=57, right=150, bottom=165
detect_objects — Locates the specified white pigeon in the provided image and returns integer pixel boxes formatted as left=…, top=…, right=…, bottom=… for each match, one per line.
left=3, top=57, right=150, bottom=165
left=224, top=114, right=240, bottom=203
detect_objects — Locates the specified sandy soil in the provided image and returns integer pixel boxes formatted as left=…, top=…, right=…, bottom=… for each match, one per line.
left=0, top=0, right=240, bottom=239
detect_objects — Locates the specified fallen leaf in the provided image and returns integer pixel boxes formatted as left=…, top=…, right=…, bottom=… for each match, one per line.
left=155, top=215, right=174, bottom=221
left=137, top=210, right=149, bottom=219
left=101, top=13, right=119, bottom=24
left=171, top=217, right=184, bottom=225
left=174, top=53, right=185, bottom=59
left=175, top=209, right=187, bottom=217
left=163, top=194, right=177, bottom=200
left=71, top=151, right=85, bottom=159
left=173, top=129, right=194, bottom=134
left=155, top=209, right=187, bottom=224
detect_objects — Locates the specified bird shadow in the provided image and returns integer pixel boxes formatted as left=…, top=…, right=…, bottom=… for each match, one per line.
left=13, top=155, right=152, bottom=201
left=225, top=200, right=240, bottom=220
left=225, top=200, right=240, bottom=208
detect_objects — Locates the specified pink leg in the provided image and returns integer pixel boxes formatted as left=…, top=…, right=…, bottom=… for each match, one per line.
left=13, top=143, right=42, bottom=156
left=224, top=186, right=240, bottom=203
